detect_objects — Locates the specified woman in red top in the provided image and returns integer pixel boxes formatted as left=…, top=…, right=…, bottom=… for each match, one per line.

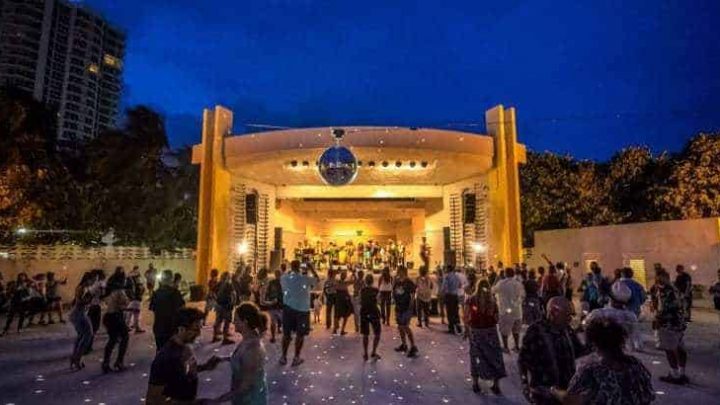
left=463, top=279, right=506, bottom=395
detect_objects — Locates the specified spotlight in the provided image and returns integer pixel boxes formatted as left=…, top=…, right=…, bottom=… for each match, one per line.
left=357, top=161, right=363, bottom=166
left=409, top=161, right=417, bottom=168
left=472, top=243, right=487, bottom=253
left=382, top=161, right=389, bottom=167
left=395, top=161, right=402, bottom=167
left=290, top=160, right=298, bottom=167
left=236, top=241, right=249, bottom=255
left=302, top=161, right=309, bottom=167
left=368, top=161, right=376, bottom=167
left=420, top=161, right=428, bottom=168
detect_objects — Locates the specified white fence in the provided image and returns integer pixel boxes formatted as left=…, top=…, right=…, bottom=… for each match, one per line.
left=0, top=245, right=195, bottom=261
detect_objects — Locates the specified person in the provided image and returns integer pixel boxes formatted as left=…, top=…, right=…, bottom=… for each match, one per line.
left=235, top=267, right=253, bottom=302
left=492, top=267, right=525, bottom=352
left=360, top=273, right=382, bottom=361
left=541, top=265, right=563, bottom=304
left=323, top=269, right=337, bottom=329
left=204, top=268, right=220, bottom=326
left=125, top=266, right=146, bottom=333
left=518, top=297, right=588, bottom=404
left=210, top=303, right=268, bottom=404
left=25, top=274, right=46, bottom=326
left=585, top=281, right=639, bottom=352
left=619, top=267, right=647, bottom=319
left=102, top=272, right=130, bottom=373
left=262, top=269, right=284, bottom=344
left=42, top=272, right=67, bottom=324
left=556, top=317, right=655, bottom=405
left=441, top=264, right=463, bottom=335
left=279, top=260, right=319, bottom=366
left=352, top=269, right=364, bottom=333
left=146, top=308, right=221, bottom=405
left=2, top=273, right=31, bottom=335
left=393, top=266, right=418, bottom=358
left=378, top=267, right=393, bottom=326
left=674, top=265, right=693, bottom=322
left=87, top=269, right=106, bottom=351
left=523, top=269, right=544, bottom=326
left=709, top=269, right=720, bottom=336
left=654, top=270, right=689, bottom=384
left=581, top=262, right=610, bottom=316
left=145, top=263, right=157, bottom=297
left=332, top=269, right=354, bottom=335
left=150, top=270, right=186, bottom=351
left=416, top=266, right=434, bottom=328
left=434, top=266, right=446, bottom=324
left=69, top=272, right=95, bottom=370
left=464, top=279, right=506, bottom=395
left=214, top=271, right=238, bottom=344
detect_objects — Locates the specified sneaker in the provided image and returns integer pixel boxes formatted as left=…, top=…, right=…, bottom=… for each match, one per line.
left=407, top=346, right=419, bottom=358
left=394, top=344, right=408, bottom=352
left=659, top=374, right=683, bottom=385
left=363, top=354, right=369, bottom=361
left=291, top=357, right=304, bottom=367
left=371, top=353, right=382, bottom=361
left=279, top=357, right=288, bottom=366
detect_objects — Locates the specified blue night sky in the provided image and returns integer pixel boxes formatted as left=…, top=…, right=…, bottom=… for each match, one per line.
left=85, top=0, right=720, bottom=160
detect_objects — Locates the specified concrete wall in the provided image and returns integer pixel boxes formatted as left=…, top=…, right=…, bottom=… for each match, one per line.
left=0, top=258, right=195, bottom=302
left=528, top=217, right=720, bottom=288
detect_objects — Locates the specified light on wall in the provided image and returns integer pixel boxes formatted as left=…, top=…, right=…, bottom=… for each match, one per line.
left=236, top=241, right=249, bottom=255
left=472, top=242, right=487, bottom=254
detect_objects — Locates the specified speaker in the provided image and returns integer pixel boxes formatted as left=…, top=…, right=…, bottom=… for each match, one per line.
left=443, top=227, right=451, bottom=251
left=463, top=193, right=476, bottom=224
left=274, top=227, right=283, bottom=250
left=245, top=193, right=258, bottom=224
left=444, top=250, right=456, bottom=267
left=270, top=250, right=282, bottom=271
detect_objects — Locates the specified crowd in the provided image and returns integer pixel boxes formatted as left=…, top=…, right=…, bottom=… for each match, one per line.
left=1, top=257, right=719, bottom=404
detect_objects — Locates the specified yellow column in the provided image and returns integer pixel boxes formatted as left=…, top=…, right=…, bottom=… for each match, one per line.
left=485, top=105, right=525, bottom=266
left=195, top=106, right=234, bottom=285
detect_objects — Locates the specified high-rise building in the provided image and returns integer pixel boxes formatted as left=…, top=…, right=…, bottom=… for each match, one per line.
left=0, top=0, right=125, bottom=144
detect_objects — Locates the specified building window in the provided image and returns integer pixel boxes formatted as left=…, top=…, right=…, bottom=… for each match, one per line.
left=463, top=193, right=476, bottom=224
left=245, top=193, right=258, bottom=225
left=103, top=53, right=122, bottom=69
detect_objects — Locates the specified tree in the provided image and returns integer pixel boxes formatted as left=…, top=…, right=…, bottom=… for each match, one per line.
left=660, top=133, right=720, bottom=219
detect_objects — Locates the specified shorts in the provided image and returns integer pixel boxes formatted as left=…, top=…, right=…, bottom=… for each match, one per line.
left=282, top=306, right=310, bottom=337
left=395, top=308, right=414, bottom=327
left=658, top=328, right=685, bottom=351
left=361, top=314, right=381, bottom=336
left=498, top=314, right=522, bottom=336
left=269, top=309, right=283, bottom=324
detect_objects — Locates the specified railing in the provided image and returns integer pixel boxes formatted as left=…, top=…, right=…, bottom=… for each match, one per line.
left=0, top=245, right=195, bottom=261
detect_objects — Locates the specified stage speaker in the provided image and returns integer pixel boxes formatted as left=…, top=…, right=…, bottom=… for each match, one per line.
left=463, top=193, right=476, bottom=224
left=274, top=227, right=283, bottom=250
left=245, top=193, right=258, bottom=224
left=270, top=250, right=282, bottom=270
left=443, top=227, right=451, bottom=251
left=444, top=250, right=456, bottom=267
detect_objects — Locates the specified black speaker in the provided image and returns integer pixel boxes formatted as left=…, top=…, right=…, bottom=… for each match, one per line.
left=443, top=227, right=451, bottom=251
left=274, top=227, right=283, bottom=250
left=270, top=250, right=282, bottom=271
left=463, top=193, right=476, bottom=224
left=245, top=193, right=258, bottom=224
left=444, top=250, right=456, bottom=267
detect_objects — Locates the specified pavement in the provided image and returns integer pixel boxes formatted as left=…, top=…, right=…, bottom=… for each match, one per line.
left=0, top=307, right=719, bottom=404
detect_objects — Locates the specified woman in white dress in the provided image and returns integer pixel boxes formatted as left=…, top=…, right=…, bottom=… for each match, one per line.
left=211, top=303, right=268, bottom=405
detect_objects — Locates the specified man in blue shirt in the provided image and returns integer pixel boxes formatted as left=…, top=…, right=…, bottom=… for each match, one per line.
left=441, top=265, right=463, bottom=334
left=280, top=260, right=319, bottom=367
left=620, top=267, right=647, bottom=317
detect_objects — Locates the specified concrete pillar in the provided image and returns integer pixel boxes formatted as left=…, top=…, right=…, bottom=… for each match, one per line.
left=195, top=106, right=233, bottom=285
left=485, top=105, right=525, bottom=266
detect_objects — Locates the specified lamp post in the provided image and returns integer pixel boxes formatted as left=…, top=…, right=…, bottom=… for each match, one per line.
left=472, top=242, right=487, bottom=270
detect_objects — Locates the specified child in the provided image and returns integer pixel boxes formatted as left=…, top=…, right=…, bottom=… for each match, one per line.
left=312, top=292, right=323, bottom=324
left=360, top=273, right=382, bottom=361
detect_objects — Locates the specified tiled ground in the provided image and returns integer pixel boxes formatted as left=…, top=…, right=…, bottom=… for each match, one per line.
left=1, top=307, right=719, bottom=404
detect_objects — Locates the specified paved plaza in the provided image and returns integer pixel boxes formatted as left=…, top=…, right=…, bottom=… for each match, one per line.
left=1, top=307, right=719, bottom=404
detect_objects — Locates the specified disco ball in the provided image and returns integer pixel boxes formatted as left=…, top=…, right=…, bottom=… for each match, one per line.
left=318, top=145, right=358, bottom=186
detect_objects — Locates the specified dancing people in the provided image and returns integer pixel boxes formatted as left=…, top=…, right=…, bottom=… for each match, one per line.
left=332, top=269, right=354, bottom=336
left=42, top=272, right=67, bottom=324
left=102, top=270, right=130, bottom=373
left=393, top=266, right=418, bottom=358
left=415, top=266, right=433, bottom=328
left=492, top=267, right=525, bottom=353
left=279, top=260, right=319, bottom=366
left=442, top=264, right=463, bottom=335
left=214, top=271, right=238, bottom=345
left=377, top=267, right=393, bottom=326
left=69, top=271, right=95, bottom=370
left=360, top=273, right=382, bottom=361
left=464, top=279, right=505, bottom=395
left=146, top=308, right=221, bottom=405
left=150, top=270, right=186, bottom=351
left=655, top=270, right=690, bottom=385
left=210, top=302, right=268, bottom=404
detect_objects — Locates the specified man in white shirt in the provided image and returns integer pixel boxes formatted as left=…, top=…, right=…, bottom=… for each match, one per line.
left=585, top=281, right=639, bottom=351
left=492, top=267, right=525, bottom=352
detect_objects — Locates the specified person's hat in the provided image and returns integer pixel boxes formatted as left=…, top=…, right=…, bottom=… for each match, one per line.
left=610, top=281, right=632, bottom=303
